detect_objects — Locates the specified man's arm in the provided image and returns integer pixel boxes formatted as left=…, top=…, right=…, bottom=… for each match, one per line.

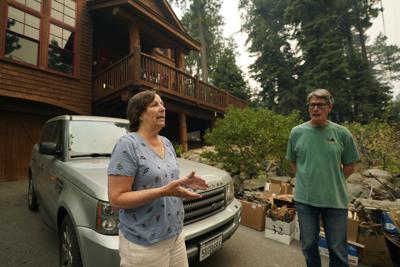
left=290, top=160, right=296, bottom=178
left=343, top=163, right=355, bottom=178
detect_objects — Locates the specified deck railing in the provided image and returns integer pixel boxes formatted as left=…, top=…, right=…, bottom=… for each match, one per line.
left=93, top=53, right=134, bottom=101
left=93, top=52, right=247, bottom=110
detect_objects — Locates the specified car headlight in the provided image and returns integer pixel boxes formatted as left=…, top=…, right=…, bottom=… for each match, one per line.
left=225, top=181, right=235, bottom=205
left=96, top=201, right=119, bottom=235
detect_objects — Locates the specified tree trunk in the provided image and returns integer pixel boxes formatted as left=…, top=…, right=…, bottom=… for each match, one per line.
left=197, top=1, right=208, bottom=82
left=353, top=0, right=369, bottom=66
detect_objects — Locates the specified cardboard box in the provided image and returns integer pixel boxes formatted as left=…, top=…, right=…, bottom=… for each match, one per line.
left=319, top=237, right=359, bottom=266
left=239, top=200, right=268, bottom=231
left=260, top=182, right=281, bottom=200
left=258, top=181, right=294, bottom=204
left=294, top=215, right=300, bottom=240
left=265, top=228, right=294, bottom=245
left=358, top=230, right=394, bottom=267
left=347, top=217, right=359, bottom=243
left=265, top=217, right=295, bottom=235
left=320, top=211, right=359, bottom=243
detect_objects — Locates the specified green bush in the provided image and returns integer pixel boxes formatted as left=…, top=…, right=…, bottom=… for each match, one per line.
left=203, top=107, right=302, bottom=178
left=345, top=121, right=400, bottom=173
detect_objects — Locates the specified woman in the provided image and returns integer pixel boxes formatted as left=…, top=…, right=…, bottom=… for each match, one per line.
left=108, top=90, right=208, bottom=267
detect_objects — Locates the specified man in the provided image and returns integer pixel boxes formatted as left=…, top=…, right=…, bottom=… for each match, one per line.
left=286, top=89, right=359, bottom=267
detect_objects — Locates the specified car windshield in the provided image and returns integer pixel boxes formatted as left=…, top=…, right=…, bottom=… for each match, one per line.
left=68, top=121, right=128, bottom=157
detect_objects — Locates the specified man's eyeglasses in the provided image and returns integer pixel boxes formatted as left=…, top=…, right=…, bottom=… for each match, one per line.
left=306, top=103, right=328, bottom=109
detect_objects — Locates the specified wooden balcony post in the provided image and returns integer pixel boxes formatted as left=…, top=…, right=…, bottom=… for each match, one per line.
left=129, top=24, right=141, bottom=85
left=175, top=48, right=185, bottom=70
left=179, top=112, right=188, bottom=152
left=194, top=74, right=200, bottom=99
left=225, top=91, right=229, bottom=109
left=174, top=48, right=185, bottom=93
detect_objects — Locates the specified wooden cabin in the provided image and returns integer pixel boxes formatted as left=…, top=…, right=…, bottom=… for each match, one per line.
left=0, top=0, right=247, bottom=181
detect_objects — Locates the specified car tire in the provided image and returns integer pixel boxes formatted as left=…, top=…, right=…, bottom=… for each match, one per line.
left=59, top=215, right=83, bottom=267
left=28, top=175, right=39, bottom=211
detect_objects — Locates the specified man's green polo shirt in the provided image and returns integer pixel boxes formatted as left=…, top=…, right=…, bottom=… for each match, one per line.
left=286, top=121, right=359, bottom=208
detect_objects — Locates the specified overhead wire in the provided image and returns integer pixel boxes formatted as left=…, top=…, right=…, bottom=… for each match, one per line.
left=379, top=0, right=392, bottom=73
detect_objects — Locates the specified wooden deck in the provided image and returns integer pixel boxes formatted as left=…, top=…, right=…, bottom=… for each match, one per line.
left=92, top=52, right=247, bottom=111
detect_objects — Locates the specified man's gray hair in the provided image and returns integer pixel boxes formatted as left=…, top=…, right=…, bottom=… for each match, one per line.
left=307, top=89, right=334, bottom=104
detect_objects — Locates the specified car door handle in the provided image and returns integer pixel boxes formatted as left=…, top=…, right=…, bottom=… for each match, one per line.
left=55, top=178, right=64, bottom=193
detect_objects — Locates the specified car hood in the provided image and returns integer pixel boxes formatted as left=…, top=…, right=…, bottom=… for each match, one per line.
left=63, top=158, right=232, bottom=202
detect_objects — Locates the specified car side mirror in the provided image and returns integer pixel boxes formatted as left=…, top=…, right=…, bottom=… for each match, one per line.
left=39, top=142, right=60, bottom=155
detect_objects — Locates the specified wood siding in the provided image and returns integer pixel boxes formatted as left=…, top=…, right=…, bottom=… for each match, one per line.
left=0, top=0, right=93, bottom=115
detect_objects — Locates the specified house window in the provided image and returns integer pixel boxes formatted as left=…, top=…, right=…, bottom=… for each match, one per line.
left=48, top=24, right=74, bottom=74
left=48, top=0, right=76, bottom=74
left=51, top=0, right=76, bottom=27
left=5, top=6, right=40, bottom=65
left=15, top=0, right=42, bottom=12
left=2, top=0, right=78, bottom=76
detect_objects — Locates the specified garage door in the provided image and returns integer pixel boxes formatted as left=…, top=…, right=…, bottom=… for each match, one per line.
left=0, top=112, right=48, bottom=181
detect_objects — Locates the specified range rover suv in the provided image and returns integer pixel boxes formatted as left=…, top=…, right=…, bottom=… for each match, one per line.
left=28, top=115, right=241, bottom=266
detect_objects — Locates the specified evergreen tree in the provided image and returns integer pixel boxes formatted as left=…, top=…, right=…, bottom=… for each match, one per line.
left=240, top=0, right=391, bottom=122
left=239, top=0, right=304, bottom=114
left=211, top=39, right=251, bottom=100
left=368, top=33, right=400, bottom=84
left=171, top=0, right=251, bottom=100
left=170, top=0, right=224, bottom=82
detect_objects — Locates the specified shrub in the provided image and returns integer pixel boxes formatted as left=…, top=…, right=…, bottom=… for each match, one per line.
left=203, top=107, right=302, bottom=178
left=345, top=121, right=400, bottom=173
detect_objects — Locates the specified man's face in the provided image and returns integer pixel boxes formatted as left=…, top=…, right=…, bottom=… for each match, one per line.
left=308, top=96, right=332, bottom=125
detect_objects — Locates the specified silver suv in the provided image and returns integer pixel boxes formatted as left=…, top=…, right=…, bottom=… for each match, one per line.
left=28, top=115, right=241, bottom=267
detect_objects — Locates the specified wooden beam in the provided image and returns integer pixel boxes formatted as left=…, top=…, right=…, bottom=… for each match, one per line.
left=357, top=199, right=400, bottom=211
left=179, top=112, right=188, bottom=152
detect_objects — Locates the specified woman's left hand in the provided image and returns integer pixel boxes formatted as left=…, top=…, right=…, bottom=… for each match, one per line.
left=181, top=171, right=208, bottom=190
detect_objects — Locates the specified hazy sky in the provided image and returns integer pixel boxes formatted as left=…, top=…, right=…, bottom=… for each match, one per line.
left=172, top=0, right=400, bottom=98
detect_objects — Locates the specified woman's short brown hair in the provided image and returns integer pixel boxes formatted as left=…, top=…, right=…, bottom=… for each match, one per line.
left=126, top=90, right=156, bottom=132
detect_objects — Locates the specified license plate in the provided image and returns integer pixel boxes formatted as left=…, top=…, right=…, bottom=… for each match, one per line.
left=199, top=234, right=223, bottom=262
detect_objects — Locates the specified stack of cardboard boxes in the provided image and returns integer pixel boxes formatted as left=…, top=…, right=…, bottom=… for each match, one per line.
left=265, top=206, right=296, bottom=245
left=319, top=211, right=362, bottom=266
left=238, top=179, right=297, bottom=244
left=238, top=179, right=398, bottom=267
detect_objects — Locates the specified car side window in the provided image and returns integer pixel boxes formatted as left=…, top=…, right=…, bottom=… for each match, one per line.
left=39, top=121, right=64, bottom=152
left=39, top=121, right=57, bottom=143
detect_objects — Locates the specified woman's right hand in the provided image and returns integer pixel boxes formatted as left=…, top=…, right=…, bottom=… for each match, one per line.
left=163, top=178, right=202, bottom=199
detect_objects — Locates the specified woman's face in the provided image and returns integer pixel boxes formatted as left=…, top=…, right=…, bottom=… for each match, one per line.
left=139, top=94, right=166, bottom=130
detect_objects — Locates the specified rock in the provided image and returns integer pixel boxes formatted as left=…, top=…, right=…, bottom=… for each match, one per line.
left=257, top=173, right=268, bottom=182
left=363, top=178, right=384, bottom=190
left=347, top=183, right=365, bottom=198
left=181, top=146, right=216, bottom=163
left=242, top=177, right=267, bottom=191
left=362, top=169, right=392, bottom=181
left=268, top=175, right=291, bottom=183
left=347, top=173, right=364, bottom=184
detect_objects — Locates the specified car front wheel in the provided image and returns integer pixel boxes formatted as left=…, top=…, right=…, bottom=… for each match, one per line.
left=28, top=175, right=39, bottom=211
left=59, top=215, right=83, bottom=267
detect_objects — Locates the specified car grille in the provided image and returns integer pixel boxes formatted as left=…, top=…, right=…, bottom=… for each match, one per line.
left=183, top=187, right=226, bottom=225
